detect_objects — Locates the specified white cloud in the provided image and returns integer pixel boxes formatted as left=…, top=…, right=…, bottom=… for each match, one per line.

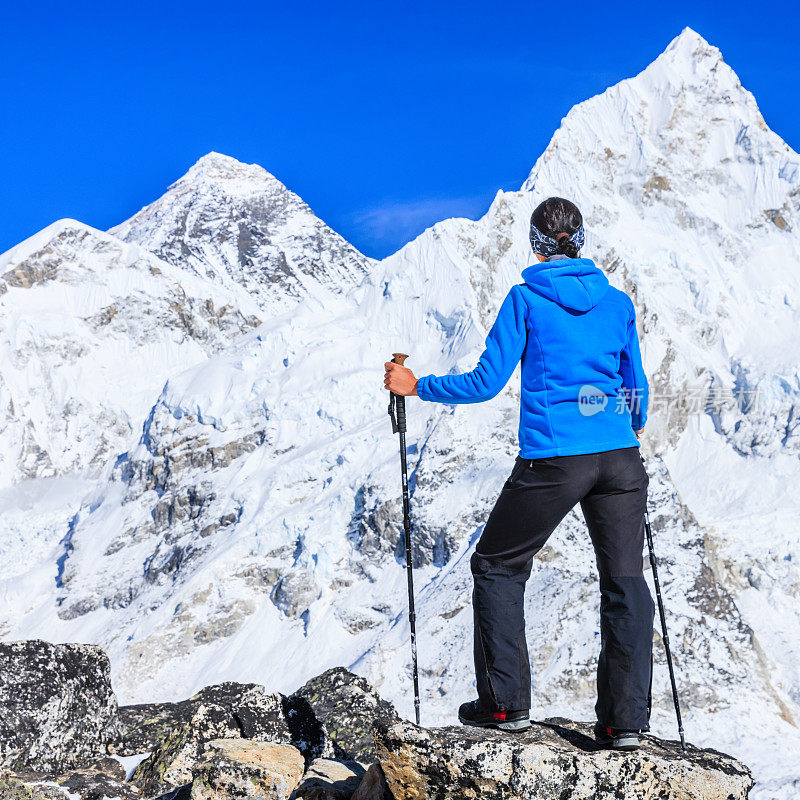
left=348, top=193, right=491, bottom=255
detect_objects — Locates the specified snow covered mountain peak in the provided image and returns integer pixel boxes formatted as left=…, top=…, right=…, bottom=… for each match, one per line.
left=660, top=26, right=724, bottom=69
left=165, top=151, right=290, bottom=200
left=0, top=218, right=118, bottom=278
left=522, top=22, right=798, bottom=244
left=646, top=26, right=760, bottom=115
left=110, top=152, right=374, bottom=313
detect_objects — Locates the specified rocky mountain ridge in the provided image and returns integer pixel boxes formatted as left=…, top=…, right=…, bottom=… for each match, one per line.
left=0, top=640, right=754, bottom=800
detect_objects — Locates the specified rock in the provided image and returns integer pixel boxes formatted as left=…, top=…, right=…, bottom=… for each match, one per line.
left=0, top=771, right=61, bottom=799
left=122, top=673, right=385, bottom=785
left=81, top=758, right=127, bottom=782
left=113, top=682, right=290, bottom=756
left=373, top=717, right=755, bottom=800
left=152, top=788, right=191, bottom=800
left=271, top=569, right=320, bottom=619
left=279, top=695, right=339, bottom=763
left=290, top=669, right=400, bottom=763
left=0, top=641, right=122, bottom=772
left=189, top=738, right=304, bottom=799
left=0, top=759, right=139, bottom=800
left=116, top=702, right=194, bottom=756
left=350, top=763, right=393, bottom=800
left=131, top=703, right=241, bottom=796
left=42, top=761, right=140, bottom=800
left=293, top=758, right=366, bottom=799
left=233, top=687, right=293, bottom=744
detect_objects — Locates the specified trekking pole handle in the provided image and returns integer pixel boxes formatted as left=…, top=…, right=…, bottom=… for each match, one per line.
left=390, top=353, right=409, bottom=433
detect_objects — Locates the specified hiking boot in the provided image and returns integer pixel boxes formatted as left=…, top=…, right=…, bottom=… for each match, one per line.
left=458, top=700, right=531, bottom=732
left=593, top=721, right=640, bottom=751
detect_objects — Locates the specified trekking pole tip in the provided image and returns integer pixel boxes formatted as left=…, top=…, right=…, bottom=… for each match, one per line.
left=392, top=352, right=409, bottom=365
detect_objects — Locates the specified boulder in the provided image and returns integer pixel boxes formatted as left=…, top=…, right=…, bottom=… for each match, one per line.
left=0, top=758, right=139, bottom=800
left=293, top=758, right=366, bottom=799
left=131, top=703, right=241, bottom=796
left=0, top=641, right=121, bottom=772
left=279, top=694, right=340, bottom=763
left=290, top=668, right=400, bottom=763
left=114, top=682, right=290, bottom=756
left=373, top=717, right=755, bottom=800
left=233, top=687, right=293, bottom=743
left=116, top=701, right=192, bottom=757
left=189, top=738, right=304, bottom=799
left=0, top=771, right=63, bottom=800
left=112, top=666, right=401, bottom=772
left=350, top=763, right=393, bottom=800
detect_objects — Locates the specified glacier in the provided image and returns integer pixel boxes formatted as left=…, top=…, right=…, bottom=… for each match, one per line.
left=1, top=26, right=799, bottom=799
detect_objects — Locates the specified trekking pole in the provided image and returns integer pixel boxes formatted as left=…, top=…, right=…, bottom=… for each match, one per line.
left=642, top=458, right=686, bottom=750
left=387, top=352, right=421, bottom=725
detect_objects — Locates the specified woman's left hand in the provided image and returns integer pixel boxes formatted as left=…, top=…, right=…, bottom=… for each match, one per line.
left=384, top=362, right=418, bottom=396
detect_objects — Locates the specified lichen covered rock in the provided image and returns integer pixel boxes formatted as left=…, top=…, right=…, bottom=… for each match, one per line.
left=131, top=703, right=241, bottom=796
left=290, top=668, right=400, bottom=763
left=0, top=644, right=755, bottom=800
left=233, top=687, right=293, bottom=744
left=373, top=717, right=754, bottom=800
left=0, top=641, right=121, bottom=773
left=0, top=759, right=139, bottom=800
left=114, top=682, right=289, bottom=755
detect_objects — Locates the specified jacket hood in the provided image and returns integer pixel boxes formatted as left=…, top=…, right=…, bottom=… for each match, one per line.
left=521, top=257, right=609, bottom=312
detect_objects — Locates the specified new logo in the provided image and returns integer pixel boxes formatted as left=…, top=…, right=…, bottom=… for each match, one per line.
left=578, top=385, right=608, bottom=416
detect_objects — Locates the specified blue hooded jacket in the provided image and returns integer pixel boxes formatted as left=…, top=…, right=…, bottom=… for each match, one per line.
left=416, top=257, right=648, bottom=458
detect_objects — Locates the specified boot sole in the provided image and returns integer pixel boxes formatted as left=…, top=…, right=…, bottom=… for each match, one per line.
left=612, top=738, right=640, bottom=751
left=595, top=737, right=640, bottom=751
left=458, top=714, right=531, bottom=732
left=594, top=726, right=640, bottom=752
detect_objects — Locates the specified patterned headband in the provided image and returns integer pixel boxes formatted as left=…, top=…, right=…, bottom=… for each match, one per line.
left=529, top=222, right=585, bottom=257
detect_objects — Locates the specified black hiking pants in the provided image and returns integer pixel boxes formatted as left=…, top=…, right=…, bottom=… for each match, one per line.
left=471, top=446, right=655, bottom=730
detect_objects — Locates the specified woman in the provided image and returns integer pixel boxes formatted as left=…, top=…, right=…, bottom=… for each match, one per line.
left=383, top=197, right=653, bottom=751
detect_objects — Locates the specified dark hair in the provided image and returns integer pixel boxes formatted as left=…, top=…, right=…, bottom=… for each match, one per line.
left=530, top=197, right=583, bottom=258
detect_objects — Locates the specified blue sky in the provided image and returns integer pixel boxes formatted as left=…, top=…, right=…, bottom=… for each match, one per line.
left=2, top=1, right=799, bottom=259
